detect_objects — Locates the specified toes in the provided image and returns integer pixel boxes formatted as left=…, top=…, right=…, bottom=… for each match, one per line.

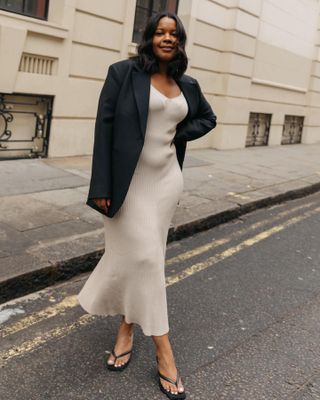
left=178, top=377, right=184, bottom=392
left=163, top=380, right=183, bottom=394
left=114, top=356, right=128, bottom=367
left=162, top=381, right=178, bottom=395
left=107, top=356, right=115, bottom=365
left=178, top=384, right=184, bottom=392
left=170, top=385, right=178, bottom=394
left=162, top=381, right=170, bottom=392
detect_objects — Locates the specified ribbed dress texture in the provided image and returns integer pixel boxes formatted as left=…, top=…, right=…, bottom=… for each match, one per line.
left=77, top=83, right=189, bottom=336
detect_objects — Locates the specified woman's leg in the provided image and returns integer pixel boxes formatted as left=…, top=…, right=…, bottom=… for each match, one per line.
left=107, top=315, right=134, bottom=367
left=152, top=333, right=185, bottom=394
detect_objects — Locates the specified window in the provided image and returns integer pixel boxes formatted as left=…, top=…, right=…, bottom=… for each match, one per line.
left=246, top=113, right=272, bottom=147
left=0, top=0, right=49, bottom=20
left=281, top=115, right=304, bottom=144
left=0, top=93, right=53, bottom=159
left=132, top=0, right=179, bottom=44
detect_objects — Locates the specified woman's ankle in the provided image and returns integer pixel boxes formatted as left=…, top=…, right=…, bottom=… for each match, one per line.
left=119, top=317, right=134, bottom=334
left=156, top=347, right=175, bottom=363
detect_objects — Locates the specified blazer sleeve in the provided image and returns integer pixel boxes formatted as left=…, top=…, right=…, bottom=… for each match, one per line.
left=87, top=64, right=120, bottom=202
left=174, top=80, right=217, bottom=143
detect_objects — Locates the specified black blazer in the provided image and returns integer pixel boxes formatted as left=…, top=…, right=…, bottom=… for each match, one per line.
left=86, top=58, right=217, bottom=218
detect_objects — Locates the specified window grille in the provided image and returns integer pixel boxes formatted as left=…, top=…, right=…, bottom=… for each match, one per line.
left=0, top=93, right=53, bottom=159
left=281, top=115, right=304, bottom=144
left=246, top=112, right=271, bottom=147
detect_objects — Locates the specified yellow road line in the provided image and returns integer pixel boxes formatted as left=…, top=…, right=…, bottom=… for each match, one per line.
left=166, top=206, right=320, bottom=287
left=0, top=201, right=316, bottom=339
left=1, top=295, right=79, bottom=338
left=0, top=314, right=95, bottom=365
left=0, top=206, right=319, bottom=364
left=165, top=201, right=315, bottom=266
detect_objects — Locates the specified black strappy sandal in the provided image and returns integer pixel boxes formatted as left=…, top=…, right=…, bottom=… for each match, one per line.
left=156, top=356, right=186, bottom=399
left=106, top=346, right=133, bottom=371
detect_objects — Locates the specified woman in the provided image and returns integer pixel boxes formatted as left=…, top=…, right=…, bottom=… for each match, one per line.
left=78, top=11, right=217, bottom=399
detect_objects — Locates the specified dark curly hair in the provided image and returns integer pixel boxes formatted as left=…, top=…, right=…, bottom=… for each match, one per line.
left=129, top=11, right=188, bottom=80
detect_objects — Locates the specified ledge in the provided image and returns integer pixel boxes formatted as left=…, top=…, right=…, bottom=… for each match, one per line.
left=0, top=10, right=69, bottom=39
left=252, top=78, right=307, bottom=93
left=127, top=42, right=137, bottom=56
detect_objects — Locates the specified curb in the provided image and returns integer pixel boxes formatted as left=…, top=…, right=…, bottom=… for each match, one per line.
left=1, top=181, right=320, bottom=305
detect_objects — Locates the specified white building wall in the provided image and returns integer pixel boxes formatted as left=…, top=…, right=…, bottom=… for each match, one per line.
left=0, top=0, right=319, bottom=158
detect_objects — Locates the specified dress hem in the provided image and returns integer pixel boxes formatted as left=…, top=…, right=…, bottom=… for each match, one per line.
left=77, top=295, right=170, bottom=337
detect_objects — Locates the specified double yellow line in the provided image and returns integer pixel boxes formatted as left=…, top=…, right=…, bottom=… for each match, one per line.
left=0, top=201, right=318, bottom=364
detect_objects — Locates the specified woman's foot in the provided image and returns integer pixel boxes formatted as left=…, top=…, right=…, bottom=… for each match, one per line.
left=107, top=316, right=134, bottom=367
left=156, top=350, right=185, bottom=395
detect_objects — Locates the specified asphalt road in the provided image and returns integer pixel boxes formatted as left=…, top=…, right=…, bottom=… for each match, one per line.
left=1, top=192, right=320, bottom=400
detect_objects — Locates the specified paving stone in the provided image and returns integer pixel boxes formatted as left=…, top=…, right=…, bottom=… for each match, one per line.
left=177, top=193, right=211, bottom=209
left=0, top=253, right=45, bottom=282
left=183, top=166, right=217, bottom=183
left=26, top=228, right=104, bottom=265
left=29, top=188, right=86, bottom=207
left=172, top=198, right=238, bottom=228
left=192, top=180, right=246, bottom=199
left=300, top=174, right=320, bottom=184
left=61, top=203, right=104, bottom=225
left=75, top=186, right=89, bottom=194
left=0, top=158, right=88, bottom=197
left=225, top=190, right=271, bottom=205
left=183, top=155, right=213, bottom=168
left=20, top=219, right=97, bottom=244
left=260, top=180, right=311, bottom=196
left=0, top=222, right=33, bottom=255
left=0, top=196, right=73, bottom=231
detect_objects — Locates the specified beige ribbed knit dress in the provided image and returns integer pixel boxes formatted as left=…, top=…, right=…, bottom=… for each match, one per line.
left=77, top=83, right=189, bottom=336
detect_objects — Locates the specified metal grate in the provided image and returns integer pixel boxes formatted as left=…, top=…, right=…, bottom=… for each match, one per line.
left=19, top=53, right=56, bottom=75
left=246, top=112, right=272, bottom=147
left=0, top=93, right=53, bottom=159
left=281, top=115, right=304, bottom=144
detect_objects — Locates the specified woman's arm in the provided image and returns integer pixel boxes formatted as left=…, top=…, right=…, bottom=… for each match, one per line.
left=174, top=80, right=217, bottom=143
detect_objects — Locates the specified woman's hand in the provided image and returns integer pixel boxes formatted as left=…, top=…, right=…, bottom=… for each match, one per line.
left=93, top=198, right=111, bottom=213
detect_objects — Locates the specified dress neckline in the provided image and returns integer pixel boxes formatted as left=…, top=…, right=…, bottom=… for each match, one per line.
left=150, top=83, right=183, bottom=100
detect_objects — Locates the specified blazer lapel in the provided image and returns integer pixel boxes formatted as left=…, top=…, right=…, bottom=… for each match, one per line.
left=131, top=65, right=197, bottom=140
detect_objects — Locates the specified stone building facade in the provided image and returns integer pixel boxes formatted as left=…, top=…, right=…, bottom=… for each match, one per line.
left=0, top=0, right=319, bottom=159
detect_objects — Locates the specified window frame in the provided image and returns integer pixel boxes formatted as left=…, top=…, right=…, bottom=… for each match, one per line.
left=0, top=0, right=49, bottom=21
left=132, top=0, right=179, bottom=44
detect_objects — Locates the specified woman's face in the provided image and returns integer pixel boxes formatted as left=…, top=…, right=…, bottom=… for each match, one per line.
left=152, top=17, right=179, bottom=63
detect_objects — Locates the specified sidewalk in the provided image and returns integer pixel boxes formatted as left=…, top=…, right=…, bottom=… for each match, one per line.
left=1, top=143, right=320, bottom=303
